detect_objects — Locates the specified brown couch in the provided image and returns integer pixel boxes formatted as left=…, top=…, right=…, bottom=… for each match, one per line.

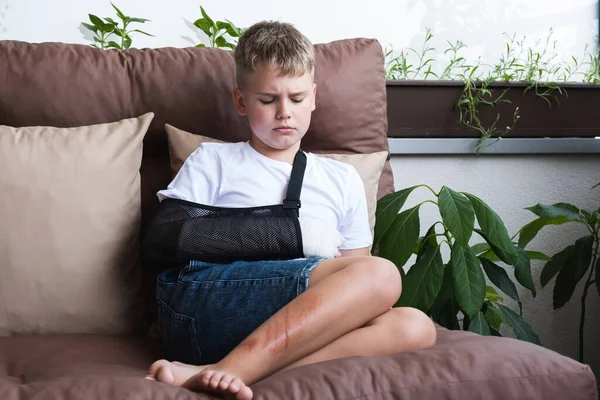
left=0, top=38, right=597, bottom=399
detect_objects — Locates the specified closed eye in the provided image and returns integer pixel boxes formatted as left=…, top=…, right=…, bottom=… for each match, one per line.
left=259, top=99, right=275, bottom=104
left=291, top=98, right=304, bottom=103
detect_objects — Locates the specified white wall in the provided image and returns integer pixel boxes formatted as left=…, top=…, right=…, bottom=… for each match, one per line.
left=0, top=0, right=598, bottom=74
left=391, top=155, right=600, bottom=378
left=1, top=0, right=599, bottom=380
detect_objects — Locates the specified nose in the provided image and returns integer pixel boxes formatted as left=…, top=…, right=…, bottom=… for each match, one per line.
left=277, top=101, right=291, bottom=120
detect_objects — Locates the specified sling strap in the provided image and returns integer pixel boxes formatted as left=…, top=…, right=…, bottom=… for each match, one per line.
left=282, top=150, right=307, bottom=214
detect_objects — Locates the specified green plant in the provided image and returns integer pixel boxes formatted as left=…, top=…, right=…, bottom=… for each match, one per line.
left=518, top=187, right=600, bottom=362
left=193, top=6, right=244, bottom=49
left=82, top=2, right=152, bottom=50
left=373, top=185, right=542, bottom=344
left=385, top=29, right=598, bottom=151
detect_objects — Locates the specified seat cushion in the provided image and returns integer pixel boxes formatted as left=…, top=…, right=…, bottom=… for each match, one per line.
left=0, top=327, right=596, bottom=400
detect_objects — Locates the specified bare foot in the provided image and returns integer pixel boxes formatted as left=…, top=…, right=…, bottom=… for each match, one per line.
left=145, top=360, right=253, bottom=399
left=145, top=359, right=208, bottom=386
left=182, top=367, right=253, bottom=400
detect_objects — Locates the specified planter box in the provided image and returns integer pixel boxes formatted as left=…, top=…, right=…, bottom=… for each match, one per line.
left=386, top=80, right=600, bottom=138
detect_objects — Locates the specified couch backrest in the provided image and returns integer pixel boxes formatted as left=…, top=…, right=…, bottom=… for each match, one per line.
left=0, top=38, right=393, bottom=230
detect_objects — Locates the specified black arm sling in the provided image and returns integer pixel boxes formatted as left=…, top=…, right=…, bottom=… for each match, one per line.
left=140, top=150, right=307, bottom=269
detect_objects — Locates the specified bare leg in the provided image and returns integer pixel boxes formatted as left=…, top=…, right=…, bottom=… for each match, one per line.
left=147, top=256, right=431, bottom=398
left=281, top=306, right=436, bottom=371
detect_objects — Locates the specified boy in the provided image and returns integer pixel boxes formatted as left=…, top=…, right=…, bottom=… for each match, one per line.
left=145, top=21, right=436, bottom=400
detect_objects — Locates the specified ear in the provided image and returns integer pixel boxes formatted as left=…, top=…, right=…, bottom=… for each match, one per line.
left=232, top=87, right=248, bottom=116
left=311, top=83, right=317, bottom=111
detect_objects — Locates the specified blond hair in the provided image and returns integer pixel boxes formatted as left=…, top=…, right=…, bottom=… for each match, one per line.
left=234, top=21, right=315, bottom=88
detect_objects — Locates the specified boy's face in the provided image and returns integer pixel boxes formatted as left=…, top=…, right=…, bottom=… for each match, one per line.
left=233, top=63, right=316, bottom=153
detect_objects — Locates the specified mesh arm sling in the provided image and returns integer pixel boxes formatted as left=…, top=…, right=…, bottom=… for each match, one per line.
left=141, top=150, right=307, bottom=269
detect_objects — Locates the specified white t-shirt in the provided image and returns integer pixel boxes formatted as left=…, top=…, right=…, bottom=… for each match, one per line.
left=157, top=142, right=372, bottom=250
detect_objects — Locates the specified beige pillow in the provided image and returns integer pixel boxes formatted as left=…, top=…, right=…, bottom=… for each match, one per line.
left=0, top=113, right=154, bottom=335
left=165, top=124, right=387, bottom=238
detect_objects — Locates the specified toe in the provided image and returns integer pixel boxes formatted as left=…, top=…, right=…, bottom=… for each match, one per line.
left=156, top=365, right=175, bottom=384
left=201, top=370, right=214, bottom=386
left=236, top=385, right=254, bottom=400
left=229, top=377, right=243, bottom=393
left=218, top=373, right=234, bottom=391
left=146, top=359, right=168, bottom=379
left=209, top=371, right=225, bottom=389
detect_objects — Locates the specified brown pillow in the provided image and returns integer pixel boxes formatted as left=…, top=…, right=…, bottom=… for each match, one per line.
left=165, top=124, right=387, bottom=238
left=0, top=113, right=154, bottom=336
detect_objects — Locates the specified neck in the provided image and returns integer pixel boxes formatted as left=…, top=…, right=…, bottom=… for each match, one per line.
left=249, top=138, right=300, bottom=165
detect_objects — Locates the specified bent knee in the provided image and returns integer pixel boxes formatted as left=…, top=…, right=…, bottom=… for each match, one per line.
left=390, top=307, right=437, bottom=350
left=354, top=256, right=401, bottom=305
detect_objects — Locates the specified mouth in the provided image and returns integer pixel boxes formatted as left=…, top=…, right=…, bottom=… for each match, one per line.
left=274, top=126, right=295, bottom=133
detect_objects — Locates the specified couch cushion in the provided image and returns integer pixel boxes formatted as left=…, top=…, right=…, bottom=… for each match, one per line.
left=0, top=327, right=595, bottom=400
left=0, top=114, right=153, bottom=335
left=0, top=38, right=393, bottom=233
left=164, top=124, right=387, bottom=237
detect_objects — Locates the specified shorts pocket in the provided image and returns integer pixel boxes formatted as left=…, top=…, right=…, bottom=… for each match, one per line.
left=157, top=298, right=202, bottom=365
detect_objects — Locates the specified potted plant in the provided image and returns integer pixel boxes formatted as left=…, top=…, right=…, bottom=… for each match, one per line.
left=517, top=185, right=600, bottom=362
left=384, top=29, right=600, bottom=150
left=373, top=184, right=542, bottom=344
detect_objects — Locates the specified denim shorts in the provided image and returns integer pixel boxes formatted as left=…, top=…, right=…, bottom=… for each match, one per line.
left=155, top=257, right=325, bottom=365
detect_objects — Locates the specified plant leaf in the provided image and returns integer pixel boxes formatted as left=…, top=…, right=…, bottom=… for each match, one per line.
left=195, top=43, right=206, bottom=48
left=480, top=258, right=520, bottom=301
left=111, top=2, right=126, bottom=19
left=438, top=187, right=475, bottom=247
left=497, top=304, right=541, bottom=345
left=429, top=264, right=453, bottom=321
left=130, top=29, right=154, bottom=37
left=82, top=22, right=98, bottom=33
left=518, top=216, right=572, bottom=248
left=122, top=36, right=132, bottom=49
left=596, top=257, right=600, bottom=296
left=451, top=244, right=485, bottom=318
left=216, top=20, right=230, bottom=32
left=464, top=193, right=518, bottom=265
left=527, top=251, right=551, bottom=261
left=475, top=229, right=517, bottom=266
left=224, top=19, right=244, bottom=37
left=484, top=303, right=503, bottom=330
left=107, top=41, right=122, bottom=50
left=484, top=285, right=504, bottom=303
left=525, top=203, right=582, bottom=221
left=194, top=18, right=213, bottom=37
left=417, top=224, right=440, bottom=262
left=396, top=244, right=444, bottom=312
left=374, top=186, right=418, bottom=245
left=214, top=36, right=229, bottom=48
left=514, top=247, right=536, bottom=297
left=470, top=243, right=490, bottom=255
left=490, top=327, right=502, bottom=337
left=553, top=235, right=594, bottom=309
left=199, top=6, right=215, bottom=28
left=541, top=244, right=575, bottom=287
left=439, top=299, right=461, bottom=330
left=88, top=14, right=105, bottom=28
left=469, top=311, right=491, bottom=335
left=379, top=205, right=421, bottom=269
left=129, top=17, right=150, bottom=23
